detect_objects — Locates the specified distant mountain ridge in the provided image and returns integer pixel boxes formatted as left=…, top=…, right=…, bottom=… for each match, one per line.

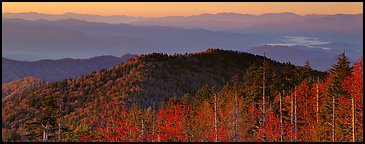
left=132, top=12, right=363, bottom=35
left=2, top=12, right=150, bottom=24
left=4, top=12, right=361, bottom=35
left=2, top=54, right=137, bottom=83
left=2, top=18, right=272, bottom=61
left=246, top=45, right=338, bottom=70
left=3, top=12, right=362, bottom=72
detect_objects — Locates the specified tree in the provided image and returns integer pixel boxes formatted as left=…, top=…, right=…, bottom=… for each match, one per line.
left=232, top=74, right=239, bottom=142
left=282, top=62, right=296, bottom=92
left=154, top=100, right=191, bottom=142
left=327, top=52, right=353, bottom=142
left=80, top=99, right=142, bottom=142
left=262, top=56, right=267, bottom=142
left=279, top=93, right=283, bottom=142
left=342, top=58, right=363, bottom=142
left=328, top=52, right=353, bottom=98
left=26, top=94, right=60, bottom=142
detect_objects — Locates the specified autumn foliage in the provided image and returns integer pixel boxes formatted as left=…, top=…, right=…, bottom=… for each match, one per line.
left=81, top=58, right=362, bottom=142
left=2, top=50, right=361, bottom=142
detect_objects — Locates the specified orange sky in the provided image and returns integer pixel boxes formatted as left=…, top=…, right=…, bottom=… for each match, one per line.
left=2, top=2, right=363, bottom=17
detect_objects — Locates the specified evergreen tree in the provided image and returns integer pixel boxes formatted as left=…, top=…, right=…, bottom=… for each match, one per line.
left=282, top=62, right=296, bottom=92
left=328, top=52, right=353, bottom=98
left=302, top=60, right=313, bottom=81
left=26, top=94, right=60, bottom=142
left=243, top=59, right=275, bottom=104
left=242, top=64, right=261, bottom=103
left=194, top=85, right=216, bottom=106
left=327, top=52, right=353, bottom=142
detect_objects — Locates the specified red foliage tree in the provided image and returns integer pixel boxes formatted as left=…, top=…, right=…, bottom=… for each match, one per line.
left=342, top=58, right=363, bottom=142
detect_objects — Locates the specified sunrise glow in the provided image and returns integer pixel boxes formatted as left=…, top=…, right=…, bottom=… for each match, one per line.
left=2, top=2, right=363, bottom=17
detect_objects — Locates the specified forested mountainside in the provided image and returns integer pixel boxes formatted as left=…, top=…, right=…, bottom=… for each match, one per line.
left=79, top=55, right=361, bottom=142
left=2, top=77, right=46, bottom=100
left=2, top=49, right=327, bottom=142
left=2, top=54, right=136, bottom=83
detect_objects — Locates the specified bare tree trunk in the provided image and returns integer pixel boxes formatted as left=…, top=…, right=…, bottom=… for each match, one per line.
left=332, top=96, right=335, bottom=142
left=141, top=119, right=145, bottom=141
left=58, top=117, right=62, bottom=142
left=294, top=87, right=298, bottom=142
left=291, top=91, right=294, bottom=142
left=352, top=97, right=356, bottom=142
left=304, top=90, right=307, bottom=141
left=316, top=77, right=320, bottom=141
left=233, top=92, right=238, bottom=142
left=262, top=55, right=266, bottom=142
left=58, top=103, right=63, bottom=142
left=251, top=94, right=255, bottom=142
left=294, top=86, right=298, bottom=142
left=42, top=122, right=50, bottom=142
left=214, top=94, right=218, bottom=142
left=280, top=92, right=283, bottom=142
left=316, top=77, right=320, bottom=124
left=152, top=101, right=156, bottom=142
left=156, top=102, right=160, bottom=142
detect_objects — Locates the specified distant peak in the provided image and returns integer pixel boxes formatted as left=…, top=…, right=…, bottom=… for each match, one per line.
left=64, top=12, right=78, bottom=15
left=206, top=48, right=221, bottom=53
left=216, top=12, right=241, bottom=15
left=62, top=18, right=86, bottom=22
left=88, top=55, right=117, bottom=60
left=120, top=53, right=134, bottom=57
left=260, top=12, right=301, bottom=16
left=119, top=53, right=138, bottom=60
left=21, top=12, right=41, bottom=14
left=189, top=48, right=226, bottom=55
left=63, top=12, right=93, bottom=16
left=196, top=13, right=213, bottom=16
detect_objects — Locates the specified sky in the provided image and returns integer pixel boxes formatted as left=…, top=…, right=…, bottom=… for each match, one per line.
left=2, top=2, right=363, bottom=17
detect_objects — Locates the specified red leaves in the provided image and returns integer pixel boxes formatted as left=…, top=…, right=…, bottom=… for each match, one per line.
left=154, top=102, right=191, bottom=142
left=81, top=58, right=363, bottom=142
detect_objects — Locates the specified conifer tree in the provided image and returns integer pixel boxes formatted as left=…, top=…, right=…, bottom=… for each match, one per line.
left=328, top=52, right=353, bottom=98
left=28, top=94, right=60, bottom=142
left=327, top=52, right=353, bottom=142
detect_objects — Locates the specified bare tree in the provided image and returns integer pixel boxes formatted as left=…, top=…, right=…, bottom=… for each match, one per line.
left=233, top=92, right=238, bottom=142
left=58, top=109, right=62, bottom=142
left=295, top=86, right=298, bottom=142
left=251, top=94, right=256, bottom=141
left=332, top=96, right=336, bottom=142
left=352, top=97, right=356, bottom=142
left=291, top=91, right=294, bottom=142
left=214, top=94, right=218, bottom=142
left=41, top=122, right=50, bottom=142
left=316, top=77, right=320, bottom=141
left=262, top=53, right=267, bottom=142
left=316, top=77, right=320, bottom=124
left=280, top=92, right=283, bottom=142
left=141, top=119, right=145, bottom=141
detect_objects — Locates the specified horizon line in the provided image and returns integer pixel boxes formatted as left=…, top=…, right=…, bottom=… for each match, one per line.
left=2, top=11, right=363, bottom=18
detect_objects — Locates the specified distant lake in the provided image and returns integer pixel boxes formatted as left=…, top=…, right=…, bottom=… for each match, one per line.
left=267, top=36, right=331, bottom=50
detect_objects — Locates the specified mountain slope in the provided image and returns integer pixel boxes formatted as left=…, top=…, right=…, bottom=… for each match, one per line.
left=2, top=54, right=137, bottom=83
left=2, top=77, right=47, bottom=100
left=2, top=49, right=326, bottom=141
